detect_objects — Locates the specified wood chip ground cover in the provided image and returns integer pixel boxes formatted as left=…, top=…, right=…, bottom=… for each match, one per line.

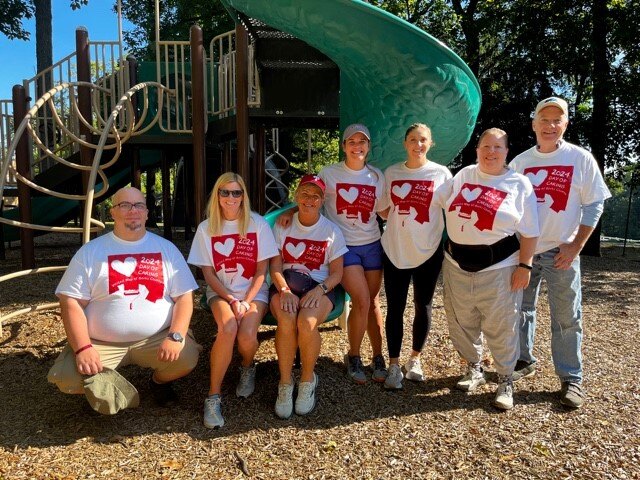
left=0, top=233, right=638, bottom=479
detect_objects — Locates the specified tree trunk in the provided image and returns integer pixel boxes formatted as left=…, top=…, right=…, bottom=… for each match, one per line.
left=34, top=0, right=53, bottom=96
left=583, top=0, right=608, bottom=256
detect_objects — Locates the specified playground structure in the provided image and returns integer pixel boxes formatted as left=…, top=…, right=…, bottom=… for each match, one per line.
left=0, top=0, right=481, bottom=330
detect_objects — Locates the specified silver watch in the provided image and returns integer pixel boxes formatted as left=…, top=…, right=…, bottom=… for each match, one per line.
left=167, top=332, right=184, bottom=343
left=318, top=282, right=330, bottom=294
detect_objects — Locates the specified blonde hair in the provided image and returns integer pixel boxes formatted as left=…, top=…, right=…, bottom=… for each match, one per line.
left=206, top=172, right=252, bottom=237
left=477, top=128, right=509, bottom=148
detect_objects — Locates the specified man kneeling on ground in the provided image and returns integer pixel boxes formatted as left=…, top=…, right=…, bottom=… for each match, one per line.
left=48, top=187, right=201, bottom=414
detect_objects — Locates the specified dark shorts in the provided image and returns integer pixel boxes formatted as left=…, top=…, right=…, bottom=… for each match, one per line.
left=343, top=240, right=383, bottom=271
left=269, top=269, right=336, bottom=308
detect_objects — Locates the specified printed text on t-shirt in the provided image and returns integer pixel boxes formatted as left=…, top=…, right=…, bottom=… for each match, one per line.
left=524, top=165, right=573, bottom=213
left=448, top=183, right=508, bottom=231
left=335, top=183, right=376, bottom=223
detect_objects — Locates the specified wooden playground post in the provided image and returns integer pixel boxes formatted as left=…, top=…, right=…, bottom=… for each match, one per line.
left=254, top=126, right=266, bottom=214
left=75, top=28, right=93, bottom=229
left=12, top=85, right=35, bottom=269
left=190, top=25, right=207, bottom=225
left=127, top=55, right=142, bottom=190
left=235, top=23, right=250, bottom=189
left=161, top=149, right=173, bottom=241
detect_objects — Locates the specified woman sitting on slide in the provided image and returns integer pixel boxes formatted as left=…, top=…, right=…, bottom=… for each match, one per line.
left=270, top=175, right=347, bottom=418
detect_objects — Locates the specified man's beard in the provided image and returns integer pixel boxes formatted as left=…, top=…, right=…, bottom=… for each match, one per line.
left=124, top=221, right=143, bottom=231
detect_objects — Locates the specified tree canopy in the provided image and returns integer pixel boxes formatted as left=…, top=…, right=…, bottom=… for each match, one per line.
left=0, top=0, right=88, bottom=40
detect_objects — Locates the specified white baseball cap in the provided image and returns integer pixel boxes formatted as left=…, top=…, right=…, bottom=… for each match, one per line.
left=534, top=97, right=569, bottom=117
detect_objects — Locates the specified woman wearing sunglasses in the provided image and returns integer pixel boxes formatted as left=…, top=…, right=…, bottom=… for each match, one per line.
left=188, top=172, right=279, bottom=428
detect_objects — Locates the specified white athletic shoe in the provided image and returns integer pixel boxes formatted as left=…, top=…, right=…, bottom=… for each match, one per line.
left=275, top=381, right=294, bottom=419
left=384, top=364, right=404, bottom=390
left=295, top=373, right=318, bottom=415
left=456, top=364, right=486, bottom=392
left=403, top=356, right=425, bottom=382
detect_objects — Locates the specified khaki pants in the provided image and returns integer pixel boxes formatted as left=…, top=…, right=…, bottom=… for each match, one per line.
left=48, top=328, right=202, bottom=394
left=443, top=261, right=521, bottom=376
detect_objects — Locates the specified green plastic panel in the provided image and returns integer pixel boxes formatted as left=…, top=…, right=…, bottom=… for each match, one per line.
left=221, top=0, right=481, bottom=167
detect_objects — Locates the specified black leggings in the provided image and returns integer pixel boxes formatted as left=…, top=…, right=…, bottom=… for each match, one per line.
left=383, top=245, right=444, bottom=359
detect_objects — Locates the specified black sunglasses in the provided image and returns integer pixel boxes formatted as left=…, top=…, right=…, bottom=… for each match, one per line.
left=219, top=189, right=243, bottom=198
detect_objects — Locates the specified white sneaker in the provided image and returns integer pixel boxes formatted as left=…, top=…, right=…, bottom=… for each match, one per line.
left=456, top=364, right=486, bottom=392
left=295, top=373, right=318, bottom=415
left=275, top=381, right=294, bottom=419
left=494, top=377, right=514, bottom=410
left=236, top=363, right=256, bottom=398
left=403, top=356, right=425, bottom=382
left=203, top=395, right=224, bottom=429
left=384, top=364, right=404, bottom=390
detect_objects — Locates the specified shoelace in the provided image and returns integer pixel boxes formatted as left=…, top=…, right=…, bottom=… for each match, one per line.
left=277, top=385, right=292, bottom=402
left=205, top=397, right=221, bottom=413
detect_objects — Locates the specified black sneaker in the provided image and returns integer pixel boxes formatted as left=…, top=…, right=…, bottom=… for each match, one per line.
left=512, top=360, right=537, bottom=382
left=150, top=378, right=178, bottom=407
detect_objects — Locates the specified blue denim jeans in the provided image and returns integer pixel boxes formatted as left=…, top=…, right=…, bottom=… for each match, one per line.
left=519, top=247, right=583, bottom=384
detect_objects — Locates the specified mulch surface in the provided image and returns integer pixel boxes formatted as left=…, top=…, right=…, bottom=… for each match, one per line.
left=1, top=231, right=639, bottom=479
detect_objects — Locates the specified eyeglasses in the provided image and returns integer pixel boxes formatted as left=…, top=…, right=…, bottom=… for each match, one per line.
left=219, top=189, right=243, bottom=198
left=113, top=202, right=147, bottom=211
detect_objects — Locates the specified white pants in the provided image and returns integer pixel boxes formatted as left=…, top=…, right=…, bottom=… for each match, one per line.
left=443, top=261, right=521, bottom=376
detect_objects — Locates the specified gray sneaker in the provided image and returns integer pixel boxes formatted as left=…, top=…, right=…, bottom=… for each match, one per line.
left=371, top=354, right=388, bottom=383
left=275, top=380, right=294, bottom=419
left=403, top=356, right=425, bottom=382
left=345, top=354, right=366, bottom=385
left=456, top=363, right=486, bottom=392
left=493, top=376, right=514, bottom=410
left=560, top=382, right=585, bottom=409
left=384, top=364, right=404, bottom=390
left=203, top=395, right=224, bottom=429
left=512, top=361, right=537, bottom=382
left=236, top=363, right=256, bottom=398
left=295, top=373, right=318, bottom=415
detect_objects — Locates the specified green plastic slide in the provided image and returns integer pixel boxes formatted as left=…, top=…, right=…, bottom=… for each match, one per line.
left=220, top=0, right=481, bottom=168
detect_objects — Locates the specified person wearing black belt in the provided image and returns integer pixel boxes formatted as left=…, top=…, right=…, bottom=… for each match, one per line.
left=437, top=128, right=539, bottom=410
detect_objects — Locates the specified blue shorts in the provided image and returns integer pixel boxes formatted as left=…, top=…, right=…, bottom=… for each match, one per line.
left=343, top=240, right=383, bottom=271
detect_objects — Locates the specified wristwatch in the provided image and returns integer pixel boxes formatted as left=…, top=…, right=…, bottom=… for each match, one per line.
left=167, top=332, right=184, bottom=343
left=318, top=282, right=330, bottom=294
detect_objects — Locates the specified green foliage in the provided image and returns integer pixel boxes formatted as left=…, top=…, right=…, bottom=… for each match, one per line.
left=0, top=0, right=88, bottom=40
left=120, top=0, right=233, bottom=61
left=286, top=129, right=339, bottom=197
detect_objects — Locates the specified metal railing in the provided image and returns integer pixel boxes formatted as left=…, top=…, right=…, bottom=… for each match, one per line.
left=14, top=40, right=131, bottom=178
left=155, top=40, right=192, bottom=133
left=0, top=81, right=173, bottom=332
left=0, top=100, right=16, bottom=197
left=208, top=30, right=261, bottom=118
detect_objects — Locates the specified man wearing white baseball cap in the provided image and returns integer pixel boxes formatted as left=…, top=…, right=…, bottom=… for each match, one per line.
left=509, top=97, right=611, bottom=408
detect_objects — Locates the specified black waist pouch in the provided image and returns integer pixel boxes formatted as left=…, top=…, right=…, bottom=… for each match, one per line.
left=446, top=234, right=520, bottom=273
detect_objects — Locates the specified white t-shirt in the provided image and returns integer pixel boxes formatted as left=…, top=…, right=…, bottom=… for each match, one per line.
left=379, top=161, right=452, bottom=269
left=56, top=231, right=198, bottom=343
left=439, top=165, right=540, bottom=271
left=273, top=213, right=348, bottom=283
left=319, top=162, right=385, bottom=246
left=510, top=140, right=611, bottom=253
left=187, top=212, right=279, bottom=303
